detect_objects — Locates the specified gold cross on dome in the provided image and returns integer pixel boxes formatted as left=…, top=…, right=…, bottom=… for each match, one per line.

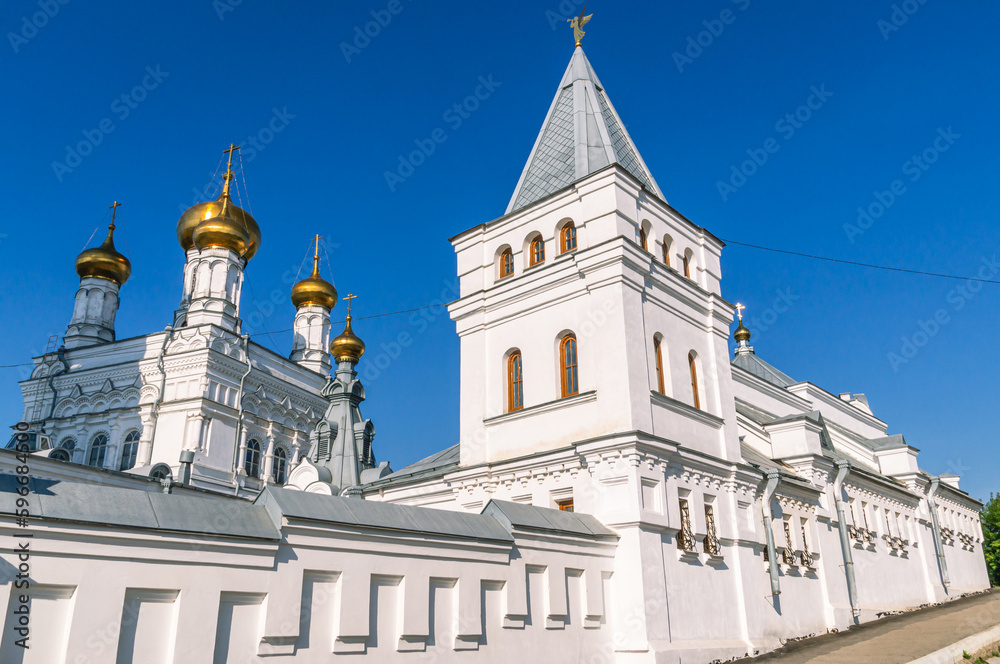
left=343, top=293, right=357, bottom=316
left=223, top=143, right=241, bottom=171
left=313, top=234, right=323, bottom=260
left=109, top=201, right=121, bottom=228
left=735, top=303, right=746, bottom=321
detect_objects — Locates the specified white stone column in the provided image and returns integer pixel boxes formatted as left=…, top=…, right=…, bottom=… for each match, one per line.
left=262, top=429, right=276, bottom=484
left=290, top=305, right=332, bottom=374
left=137, top=407, right=154, bottom=466
left=64, top=277, right=121, bottom=348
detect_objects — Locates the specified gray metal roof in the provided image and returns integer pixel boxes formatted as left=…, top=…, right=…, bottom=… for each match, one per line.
left=482, top=499, right=617, bottom=540
left=506, top=47, right=663, bottom=214
left=0, top=475, right=279, bottom=540
left=257, top=487, right=513, bottom=542
left=732, top=352, right=798, bottom=388
left=368, top=444, right=460, bottom=486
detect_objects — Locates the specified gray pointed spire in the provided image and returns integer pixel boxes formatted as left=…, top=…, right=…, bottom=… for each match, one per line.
left=506, top=47, right=663, bottom=214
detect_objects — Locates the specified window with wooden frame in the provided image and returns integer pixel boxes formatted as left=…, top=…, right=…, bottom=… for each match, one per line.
left=560, top=334, right=579, bottom=397
left=662, top=235, right=672, bottom=267
left=639, top=227, right=648, bottom=251
left=557, top=499, right=574, bottom=512
left=507, top=351, right=524, bottom=412
left=499, top=248, right=514, bottom=279
left=560, top=223, right=577, bottom=253
left=529, top=236, right=545, bottom=266
left=654, top=336, right=665, bottom=394
left=688, top=351, right=700, bottom=410
left=683, top=249, right=693, bottom=278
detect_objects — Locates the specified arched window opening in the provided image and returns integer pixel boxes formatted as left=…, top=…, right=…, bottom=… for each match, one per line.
left=529, top=237, right=545, bottom=266
left=662, top=236, right=673, bottom=267
left=272, top=447, right=288, bottom=485
left=654, top=337, right=665, bottom=394
left=499, top=248, right=514, bottom=279
left=688, top=352, right=701, bottom=410
left=120, top=430, right=140, bottom=471
left=150, top=465, right=171, bottom=481
left=560, top=334, right=579, bottom=397
left=560, top=223, right=577, bottom=253
left=639, top=228, right=648, bottom=251
left=60, top=438, right=76, bottom=451
left=88, top=434, right=108, bottom=468
left=244, top=438, right=262, bottom=478
left=50, top=449, right=71, bottom=462
left=507, top=352, right=524, bottom=412
left=683, top=249, right=694, bottom=279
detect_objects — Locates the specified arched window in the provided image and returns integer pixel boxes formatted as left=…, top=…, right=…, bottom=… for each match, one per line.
left=272, top=447, right=288, bottom=485
left=529, top=237, right=545, bottom=266
left=50, top=449, right=71, bottom=462
left=639, top=228, right=648, bottom=251
left=560, top=334, right=579, bottom=397
left=688, top=352, right=701, bottom=410
left=120, top=430, right=140, bottom=471
left=654, top=336, right=665, bottom=394
left=244, top=438, right=261, bottom=478
left=150, top=465, right=171, bottom=481
left=88, top=433, right=108, bottom=468
left=662, top=235, right=672, bottom=267
left=683, top=249, right=694, bottom=279
left=59, top=438, right=76, bottom=451
left=499, top=248, right=514, bottom=279
left=560, top=223, right=577, bottom=253
left=507, top=351, right=524, bottom=412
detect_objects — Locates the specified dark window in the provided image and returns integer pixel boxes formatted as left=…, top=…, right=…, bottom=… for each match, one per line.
left=244, top=438, right=262, bottom=478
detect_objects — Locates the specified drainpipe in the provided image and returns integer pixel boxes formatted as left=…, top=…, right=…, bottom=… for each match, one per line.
left=146, top=326, right=173, bottom=462
left=44, top=347, right=70, bottom=422
left=833, top=460, right=860, bottom=620
left=926, top=477, right=951, bottom=588
left=231, top=334, right=253, bottom=490
left=761, top=469, right=782, bottom=596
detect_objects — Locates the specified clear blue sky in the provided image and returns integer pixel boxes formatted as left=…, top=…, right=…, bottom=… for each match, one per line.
left=1, top=1, right=997, bottom=500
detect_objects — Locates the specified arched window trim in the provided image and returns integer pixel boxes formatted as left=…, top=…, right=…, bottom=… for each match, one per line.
left=499, top=248, right=514, bottom=279
left=560, top=222, right=577, bottom=254
left=639, top=228, right=648, bottom=252
left=688, top=351, right=701, bottom=410
left=244, top=438, right=262, bottom=478
left=654, top=336, right=665, bottom=395
left=88, top=433, right=109, bottom=468
left=662, top=236, right=672, bottom=267
left=507, top=351, right=524, bottom=413
left=529, top=236, right=545, bottom=266
left=272, top=446, right=288, bottom=485
left=683, top=249, right=694, bottom=279
left=120, top=429, right=141, bottom=471
left=560, top=334, right=579, bottom=398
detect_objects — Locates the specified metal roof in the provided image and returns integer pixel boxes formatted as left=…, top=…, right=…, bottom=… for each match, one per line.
left=732, top=352, right=798, bottom=388
left=506, top=47, right=663, bottom=214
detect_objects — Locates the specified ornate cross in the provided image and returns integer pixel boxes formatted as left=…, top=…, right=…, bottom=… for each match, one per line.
left=735, top=302, right=746, bottom=321
left=343, top=293, right=357, bottom=316
left=108, top=201, right=121, bottom=228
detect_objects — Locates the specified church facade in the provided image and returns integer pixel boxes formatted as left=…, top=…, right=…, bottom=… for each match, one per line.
left=0, top=41, right=989, bottom=664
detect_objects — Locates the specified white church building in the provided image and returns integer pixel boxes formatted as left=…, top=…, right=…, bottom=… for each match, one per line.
left=0, top=38, right=989, bottom=664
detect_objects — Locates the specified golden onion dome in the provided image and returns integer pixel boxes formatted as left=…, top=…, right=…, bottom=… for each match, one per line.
left=291, top=257, right=338, bottom=310
left=192, top=205, right=252, bottom=257
left=177, top=194, right=261, bottom=259
left=330, top=316, right=365, bottom=363
left=734, top=320, right=752, bottom=343
left=75, top=224, right=131, bottom=286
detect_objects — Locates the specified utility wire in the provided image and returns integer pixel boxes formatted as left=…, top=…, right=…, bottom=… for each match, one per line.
left=721, top=239, right=1000, bottom=285
left=2, top=240, right=995, bottom=369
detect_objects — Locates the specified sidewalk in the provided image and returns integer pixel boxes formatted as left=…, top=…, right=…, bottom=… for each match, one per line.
left=734, top=590, right=1000, bottom=664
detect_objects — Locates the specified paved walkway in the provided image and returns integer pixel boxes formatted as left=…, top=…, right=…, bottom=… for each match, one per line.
left=734, top=590, right=1000, bottom=664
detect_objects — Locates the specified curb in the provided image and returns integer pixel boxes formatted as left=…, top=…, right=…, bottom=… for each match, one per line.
left=906, top=626, right=1000, bottom=664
